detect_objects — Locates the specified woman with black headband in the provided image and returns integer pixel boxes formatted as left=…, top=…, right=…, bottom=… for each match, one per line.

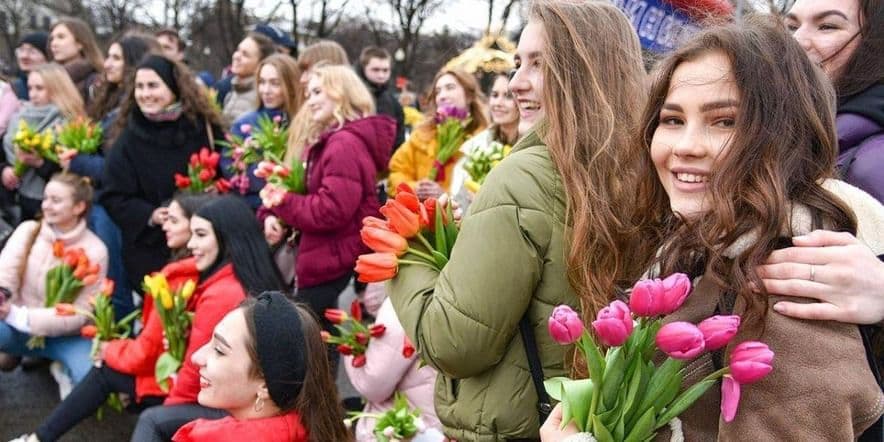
left=100, top=54, right=224, bottom=291
left=172, top=292, right=351, bottom=442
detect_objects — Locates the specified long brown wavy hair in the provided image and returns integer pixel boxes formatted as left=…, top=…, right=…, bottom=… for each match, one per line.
left=530, top=1, right=648, bottom=333
left=89, top=33, right=162, bottom=121
left=633, top=16, right=857, bottom=327
left=114, top=55, right=223, bottom=136
left=254, top=54, right=304, bottom=115
left=49, top=18, right=104, bottom=72
left=418, top=68, right=488, bottom=134
left=827, top=0, right=884, bottom=102
left=242, top=299, right=351, bottom=442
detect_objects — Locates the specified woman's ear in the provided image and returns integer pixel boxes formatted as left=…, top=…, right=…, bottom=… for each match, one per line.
left=257, top=383, right=271, bottom=401
left=72, top=200, right=87, bottom=218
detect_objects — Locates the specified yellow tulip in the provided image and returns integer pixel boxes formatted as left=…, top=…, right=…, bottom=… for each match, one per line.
left=159, top=289, right=173, bottom=310
left=180, top=279, right=197, bottom=300
left=465, top=179, right=481, bottom=193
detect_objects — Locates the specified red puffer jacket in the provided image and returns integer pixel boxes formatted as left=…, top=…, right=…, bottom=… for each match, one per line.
left=103, top=258, right=200, bottom=402
left=173, top=412, right=307, bottom=442
left=164, top=263, right=247, bottom=404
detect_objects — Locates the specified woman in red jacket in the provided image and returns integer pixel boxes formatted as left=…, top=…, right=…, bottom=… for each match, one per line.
left=20, top=193, right=212, bottom=442
left=259, top=64, right=395, bottom=341
left=132, top=196, right=285, bottom=441
left=172, top=292, right=351, bottom=442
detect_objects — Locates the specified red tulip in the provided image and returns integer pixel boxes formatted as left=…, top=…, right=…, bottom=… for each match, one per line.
left=214, top=178, right=231, bottom=193
left=354, top=253, right=399, bottom=283
left=198, top=168, right=214, bottom=182
left=80, top=325, right=98, bottom=338
left=174, top=173, right=191, bottom=189
left=350, top=299, right=363, bottom=322
left=698, top=315, right=741, bottom=351
left=548, top=305, right=584, bottom=345
left=361, top=226, right=408, bottom=256
left=396, top=182, right=416, bottom=196
left=351, top=354, right=367, bottom=367
left=55, top=303, right=77, bottom=316
left=728, top=341, right=774, bottom=384
left=355, top=332, right=369, bottom=346
left=655, top=321, right=705, bottom=360
left=369, top=324, right=386, bottom=338
left=395, top=189, right=421, bottom=213
left=189, top=152, right=200, bottom=167
left=100, top=278, right=115, bottom=297
left=337, top=344, right=353, bottom=355
left=402, top=335, right=416, bottom=358
left=324, top=308, right=347, bottom=324
left=591, top=300, right=633, bottom=347
left=380, top=200, right=420, bottom=238
left=52, top=240, right=64, bottom=258
left=721, top=374, right=741, bottom=422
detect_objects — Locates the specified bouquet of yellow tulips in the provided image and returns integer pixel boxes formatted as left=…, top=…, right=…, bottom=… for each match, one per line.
left=12, top=120, right=57, bottom=177
left=463, top=141, right=511, bottom=193
left=142, top=273, right=197, bottom=391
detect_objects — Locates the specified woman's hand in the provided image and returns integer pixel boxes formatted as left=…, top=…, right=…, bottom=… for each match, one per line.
left=757, top=230, right=884, bottom=324
left=17, top=150, right=44, bottom=168
left=95, top=341, right=109, bottom=361
left=416, top=179, right=444, bottom=200
left=540, top=403, right=579, bottom=441
left=264, top=215, right=285, bottom=246
left=1, top=166, right=19, bottom=190
left=150, top=207, right=169, bottom=226
left=58, top=147, right=77, bottom=170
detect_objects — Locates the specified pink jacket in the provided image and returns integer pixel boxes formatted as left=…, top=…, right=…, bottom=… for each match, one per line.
left=344, top=298, right=441, bottom=441
left=0, top=83, right=21, bottom=137
left=0, top=219, right=108, bottom=336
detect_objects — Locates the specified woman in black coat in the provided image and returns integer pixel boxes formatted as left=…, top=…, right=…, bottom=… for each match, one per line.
left=100, top=55, right=223, bottom=288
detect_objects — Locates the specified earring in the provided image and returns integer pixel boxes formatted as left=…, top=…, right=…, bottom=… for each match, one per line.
left=254, top=395, right=265, bottom=413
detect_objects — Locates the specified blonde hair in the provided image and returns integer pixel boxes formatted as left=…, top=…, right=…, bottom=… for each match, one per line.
left=286, top=65, right=374, bottom=161
left=31, top=63, right=86, bottom=119
left=255, top=54, right=304, bottom=115
left=49, top=171, right=94, bottom=216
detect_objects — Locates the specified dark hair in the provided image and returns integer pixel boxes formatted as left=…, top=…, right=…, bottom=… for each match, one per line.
left=89, top=33, right=162, bottom=120
left=245, top=32, right=277, bottom=62
left=193, top=196, right=285, bottom=296
left=115, top=55, right=222, bottom=135
left=49, top=17, right=104, bottom=72
left=634, top=15, right=857, bottom=328
left=358, top=46, right=391, bottom=67
left=833, top=0, right=884, bottom=102
left=155, top=28, right=186, bottom=51
left=168, top=192, right=215, bottom=260
left=240, top=297, right=351, bottom=441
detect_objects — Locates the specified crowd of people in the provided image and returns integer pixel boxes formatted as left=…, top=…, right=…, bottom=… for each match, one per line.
left=0, top=0, right=881, bottom=440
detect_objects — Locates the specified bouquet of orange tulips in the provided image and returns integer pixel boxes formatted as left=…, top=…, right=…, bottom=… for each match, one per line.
left=27, top=241, right=101, bottom=349
left=355, top=183, right=459, bottom=283
left=174, top=147, right=231, bottom=194
left=322, top=300, right=387, bottom=368
left=55, top=116, right=103, bottom=156
left=142, top=273, right=197, bottom=391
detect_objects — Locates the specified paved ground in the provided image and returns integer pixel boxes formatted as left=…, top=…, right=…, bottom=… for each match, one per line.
left=0, top=284, right=360, bottom=442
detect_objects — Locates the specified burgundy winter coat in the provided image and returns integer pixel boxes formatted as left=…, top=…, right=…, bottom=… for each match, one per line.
left=260, top=115, right=395, bottom=288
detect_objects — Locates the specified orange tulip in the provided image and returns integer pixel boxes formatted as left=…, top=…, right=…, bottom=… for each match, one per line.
left=100, top=278, right=115, bottom=297
left=52, top=240, right=64, bottom=258
left=395, top=190, right=420, bottom=213
left=63, top=251, right=79, bottom=267
left=396, top=182, right=416, bottom=196
left=82, top=274, right=99, bottom=286
left=55, top=303, right=77, bottom=316
left=379, top=200, right=420, bottom=238
left=361, top=226, right=408, bottom=256
left=87, top=263, right=100, bottom=276
left=354, top=253, right=398, bottom=283
left=73, top=264, right=88, bottom=280
left=362, top=216, right=391, bottom=231
left=76, top=253, right=88, bottom=269
left=80, top=325, right=98, bottom=338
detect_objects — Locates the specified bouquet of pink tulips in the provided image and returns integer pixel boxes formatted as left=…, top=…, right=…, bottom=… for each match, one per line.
left=546, top=273, right=774, bottom=441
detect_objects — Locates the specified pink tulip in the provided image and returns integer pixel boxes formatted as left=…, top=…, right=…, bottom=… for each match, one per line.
left=656, top=321, right=705, bottom=359
left=591, top=300, right=633, bottom=346
left=548, top=305, right=584, bottom=345
left=659, top=273, right=692, bottom=314
left=698, top=315, right=741, bottom=351
left=240, top=123, right=252, bottom=134
left=629, top=278, right=666, bottom=317
left=728, top=341, right=774, bottom=384
left=720, top=375, right=741, bottom=422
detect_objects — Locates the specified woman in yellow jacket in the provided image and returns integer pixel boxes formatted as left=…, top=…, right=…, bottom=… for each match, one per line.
left=388, top=68, right=488, bottom=200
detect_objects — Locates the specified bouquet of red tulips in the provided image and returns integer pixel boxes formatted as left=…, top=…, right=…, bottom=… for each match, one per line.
left=546, top=273, right=774, bottom=441
left=174, top=147, right=231, bottom=194
left=322, top=300, right=387, bottom=368
left=355, top=183, right=458, bottom=282
left=27, top=241, right=101, bottom=349
left=428, top=106, right=471, bottom=182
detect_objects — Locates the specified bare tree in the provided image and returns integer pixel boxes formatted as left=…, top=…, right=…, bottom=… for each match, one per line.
left=0, top=0, right=31, bottom=65
left=384, top=0, right=443, bottom=77
left=486, top=0, right=519, bottom=33
left=311, top=0, right=351, bottom=38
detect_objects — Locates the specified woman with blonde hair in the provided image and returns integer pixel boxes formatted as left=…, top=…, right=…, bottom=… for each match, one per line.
left=296, top=40, right=349, bottom=87
left=222, top=54, right=303, bottom=209
left=48, top=17, right=104, bottom=106
left=259, top=64, right=395, bottom=348
left=2, top=63, right=85, bottom=220
left=388, top=68, right=489, bottom=200
left=386, top=0, right=646, bottom=439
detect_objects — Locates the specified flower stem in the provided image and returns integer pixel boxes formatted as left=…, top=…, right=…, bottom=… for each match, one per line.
left=406, top=247, right=438, bottom=266
left=399, top=259, right=440, bottom=270
left=413, top=232, right=435, bottom=254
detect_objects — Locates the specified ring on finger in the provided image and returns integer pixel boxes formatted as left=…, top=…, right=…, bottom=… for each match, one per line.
left=809, top=264, right=815, bottom=282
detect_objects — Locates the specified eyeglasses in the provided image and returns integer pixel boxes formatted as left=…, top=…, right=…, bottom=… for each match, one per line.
left=16, top=46, right=43, bottom=56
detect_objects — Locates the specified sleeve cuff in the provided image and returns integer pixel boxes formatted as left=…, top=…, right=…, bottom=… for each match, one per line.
left=5, top=304, right=29, bottom=333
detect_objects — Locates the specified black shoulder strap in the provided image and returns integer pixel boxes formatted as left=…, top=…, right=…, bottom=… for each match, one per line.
left=519, top=313, right=553, bottom=427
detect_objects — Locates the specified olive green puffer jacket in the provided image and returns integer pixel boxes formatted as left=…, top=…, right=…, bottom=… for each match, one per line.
left=388, top=129, right=577, bottom=441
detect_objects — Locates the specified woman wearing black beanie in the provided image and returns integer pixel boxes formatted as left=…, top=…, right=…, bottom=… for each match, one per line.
left=172, top=292, right=351, bottom=442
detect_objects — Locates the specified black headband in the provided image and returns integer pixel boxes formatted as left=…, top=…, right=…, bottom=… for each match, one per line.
left=252, top=292, right=307, bottom=410
left=136, top=55, right=179, bottom=98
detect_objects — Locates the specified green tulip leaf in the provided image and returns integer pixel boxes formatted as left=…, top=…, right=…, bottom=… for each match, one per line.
left=655, top=378, right=716, bottom=430
left=635, top=358, right=683, bottom=421
left=601, top=347, right=627, bottom=410
left=621, top=355, right=646, bottom=425
left=591, top=415, right=615, bottom=442
left=652, top=369, right=684, bottom=413
left=625, top=406, right=656, bottom=442
left=563, top=378, right=594, bottom=432
left=543, top=377, right=569, bottom=402
left=582, top=335, right=606, bottom=383
left=155, top=351, right=182, bottom=393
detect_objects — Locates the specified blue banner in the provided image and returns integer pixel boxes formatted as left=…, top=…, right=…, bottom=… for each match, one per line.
left=609, top=0, right=699, bottom=53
